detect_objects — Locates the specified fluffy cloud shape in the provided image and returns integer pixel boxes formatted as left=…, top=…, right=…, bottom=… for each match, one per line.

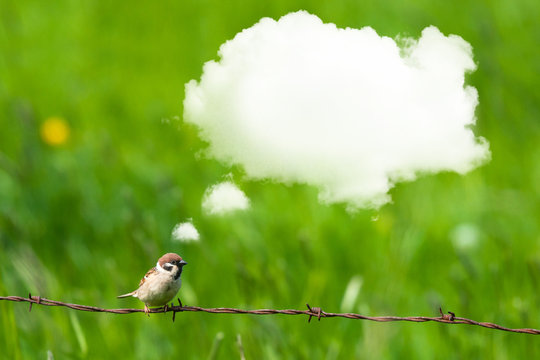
left=202, top=181, right=250, bottom=215
left=172, top=221, right=200, bottom=242
left=184, top=11, right=490, bottom=209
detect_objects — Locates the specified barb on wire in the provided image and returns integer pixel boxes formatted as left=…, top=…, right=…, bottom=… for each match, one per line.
left=0, top=294, right=539, bottom=335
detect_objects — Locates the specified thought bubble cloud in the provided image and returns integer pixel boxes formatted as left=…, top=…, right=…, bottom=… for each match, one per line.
left=184, top=11, right=490, bottom=210
left=172, top=221, right=200, bottom=242
left=202, top=181, right=250, bottom=215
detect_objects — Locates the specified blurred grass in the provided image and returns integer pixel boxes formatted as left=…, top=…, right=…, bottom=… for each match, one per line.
left=1, top=0, right=539, bottom=358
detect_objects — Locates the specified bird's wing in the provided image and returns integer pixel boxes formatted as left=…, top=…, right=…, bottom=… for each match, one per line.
left=139, top=266, right=158, bottom=287
left=118, top=266, right=158, bottom=298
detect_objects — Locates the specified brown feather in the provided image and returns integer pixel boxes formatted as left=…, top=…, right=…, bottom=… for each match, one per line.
left=139, top=267, right=158, bottom=287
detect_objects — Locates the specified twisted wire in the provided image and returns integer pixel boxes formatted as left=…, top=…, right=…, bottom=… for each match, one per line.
left=0, top=294, right=538, bottom=335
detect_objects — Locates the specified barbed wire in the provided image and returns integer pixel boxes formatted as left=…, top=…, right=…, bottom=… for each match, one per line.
left=1, top=294, right=539, bottom=335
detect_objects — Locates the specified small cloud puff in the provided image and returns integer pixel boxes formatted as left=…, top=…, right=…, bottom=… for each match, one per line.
left=172, top=221, right=200, bottom=242
left=202, top=181, right=250, bottom=215
left=184, top=11, right=491, bottom=210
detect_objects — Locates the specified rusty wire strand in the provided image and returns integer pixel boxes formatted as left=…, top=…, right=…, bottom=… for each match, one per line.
left=0, top=294, right=539, bottom=335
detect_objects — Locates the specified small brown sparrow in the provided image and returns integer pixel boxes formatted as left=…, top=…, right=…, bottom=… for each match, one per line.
left=118, top=253, right=187, bottom=315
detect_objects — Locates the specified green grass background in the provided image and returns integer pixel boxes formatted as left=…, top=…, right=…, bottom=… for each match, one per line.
left=1, top=0, right=539, bottom=358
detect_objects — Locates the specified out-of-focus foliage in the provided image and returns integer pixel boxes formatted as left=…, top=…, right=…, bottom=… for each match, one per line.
left=0, top=0, right=539, bottom=358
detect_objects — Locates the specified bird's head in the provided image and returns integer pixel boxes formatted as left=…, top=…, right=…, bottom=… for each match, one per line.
left=157, top=253, right=187, bottom=278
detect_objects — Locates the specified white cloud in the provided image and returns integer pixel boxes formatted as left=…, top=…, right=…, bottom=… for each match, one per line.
left=172, top=221, right=200, bottom=242
left=202, top=181, right=250, bottom=215
left=184, top=11, right=490, bottom=210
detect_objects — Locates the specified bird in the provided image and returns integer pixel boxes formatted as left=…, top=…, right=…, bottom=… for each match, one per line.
left=118, top=253, right=187, bottom=315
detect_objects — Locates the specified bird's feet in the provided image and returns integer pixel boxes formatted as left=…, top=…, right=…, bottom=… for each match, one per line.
left=144, top=304, right=150, bottom=317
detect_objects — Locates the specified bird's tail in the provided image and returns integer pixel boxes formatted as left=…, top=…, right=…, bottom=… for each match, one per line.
left=117, top=291, right=137, bottom=299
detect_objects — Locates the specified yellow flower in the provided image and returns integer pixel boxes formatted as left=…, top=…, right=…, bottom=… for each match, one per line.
left=40, top=116, right=70, bottom=146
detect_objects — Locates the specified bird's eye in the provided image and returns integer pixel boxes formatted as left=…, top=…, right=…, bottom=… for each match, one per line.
left=163, top=264, right=173, bottom=271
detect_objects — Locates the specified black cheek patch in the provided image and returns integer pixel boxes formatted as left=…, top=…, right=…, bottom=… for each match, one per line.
left=163, top=264, right=173, bottom=271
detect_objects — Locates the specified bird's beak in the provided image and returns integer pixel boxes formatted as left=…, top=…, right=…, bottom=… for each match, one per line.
left=179, top=260, right=188, bottom=266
